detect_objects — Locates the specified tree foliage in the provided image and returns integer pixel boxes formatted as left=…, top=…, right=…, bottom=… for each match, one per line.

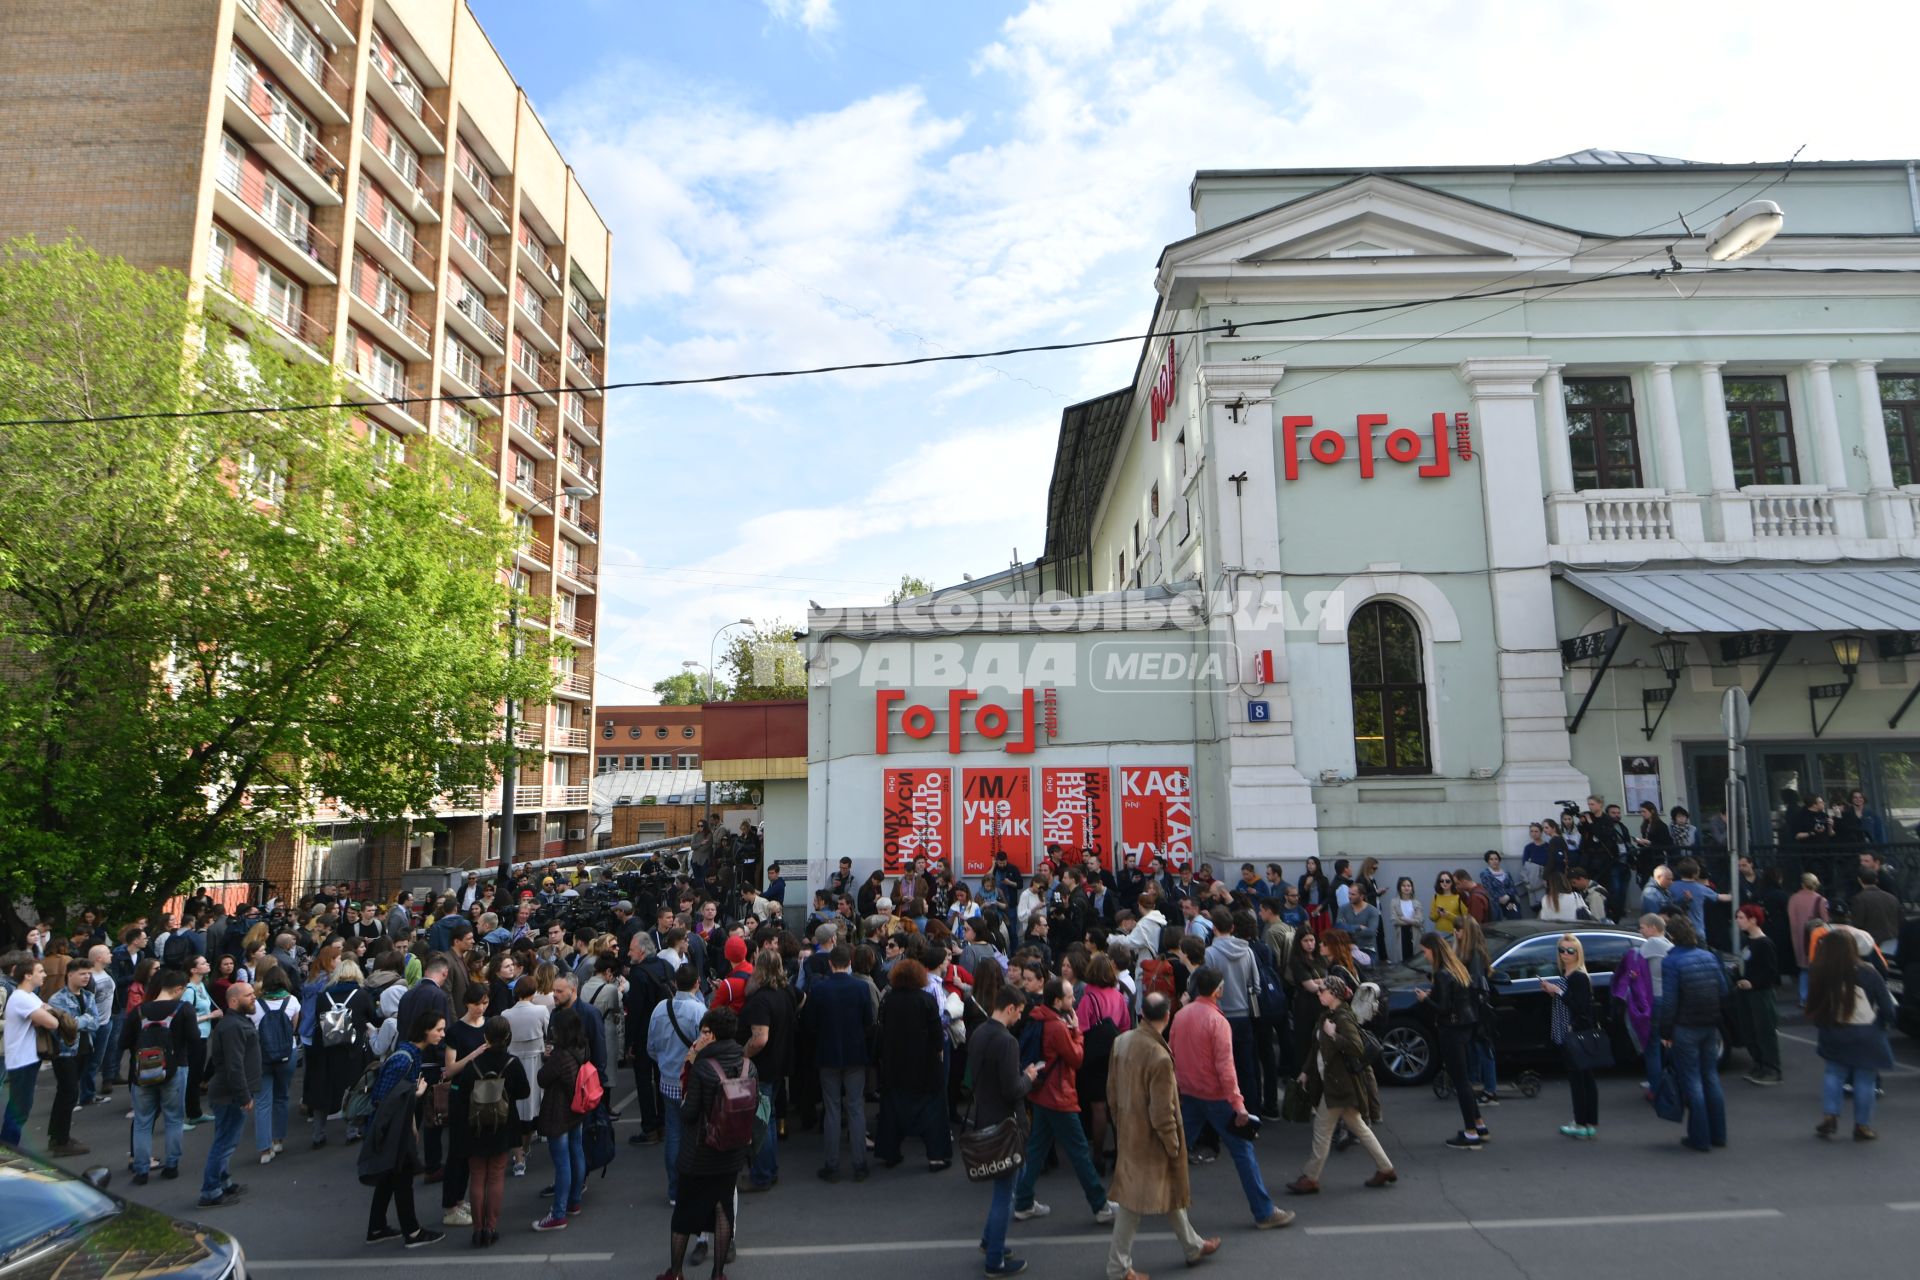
left=652, top=669, right=727, bottom=705
left=721, top=621, right=806, bottom=701
left=0, top=238, right=552, bottom=935
left=887, top=574, right=935, bottom=603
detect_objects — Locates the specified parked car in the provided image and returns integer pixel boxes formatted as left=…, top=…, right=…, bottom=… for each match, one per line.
left=0, top=1145, right=244, bottom=1280
left=1372, top=920, right=1739, bottom=1086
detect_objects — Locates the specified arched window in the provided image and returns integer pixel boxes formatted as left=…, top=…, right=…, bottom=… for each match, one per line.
left=1348, top=600, right=1430, bottom=775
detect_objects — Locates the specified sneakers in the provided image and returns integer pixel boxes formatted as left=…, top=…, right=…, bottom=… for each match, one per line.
left=272, top=1140, right=284, bottom=1155
left=1854, top=1125, right=1878, bottom=1142
left=1815, top=1115, right=1838, bottom=1139
left=404, top=1230, right=445, bottom=1249
left=1444, top=1132, right=1484, bottom=1150
left=197, top=1193, right=240, bottom=1208
left=1558, top=1124, right=1596, bottom=1140
left=443, top=1203, right=473, bottom=1227
left=1744, top=1071, right=1782, bottom=1087
left=688, top=1238, right=710, bottom=1267
left=1255, top=1209, right=1296, bottom=1230
left=509, top=1157, right=527, bottom=1177
left=1474, top=1125, right=1491, bottom=1142
left=1013, top=1202, right=1051, bottom=1221
left=366, top=1227, right=404, bottom=1245
left=1475, top=1090, right=1501, bottom=1107
left=47, top=1140, right=90, bottom=1158
left=259, top=1151, right=274, bottom=1166
left=1095, top=1201, right=1118, bottom=1224
left=1284, top=1177, right=1319, bottom=1195
left=532, top=1216, right=568, bottom=1233
left=984, top=1261, right=1029, bottom=1277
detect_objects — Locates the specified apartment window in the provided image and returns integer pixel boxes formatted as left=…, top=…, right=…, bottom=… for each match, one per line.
left=597, top=756, right=615, bottom=775
left=239, top=451, right=287, bottom=506
left=554, top=702, right=573, bottom=729
left=356, top=338, right=406, bottom=400
left=1564, top=377, right=1643, bottom=490
left=1348, top=600, right=1430, bottom=775
left=1724, top=375, right=1798, bottom=486
left=208, top=225, right=236, bottom=288
left=651, top=754, right=672, bottom=770
left=362, top=109, right=419, bottom=186
left=679, top=754, right=698, bottom=768
left=254, top=259, right=304, bottom=330
left=655, top=726, right=670, bottom=739
left=623, top=755, right=642, bottom=770
left=222, top=133, right=310, bottom=244
left=1880, top=373, right=1920, bottom=486
left=359, top=182, right=414, bottom=255
left=559, top=540, right=581, bottom=575
left=372, top=429, right=404, bottom=471
left=511, top=452, right=536, bottom=492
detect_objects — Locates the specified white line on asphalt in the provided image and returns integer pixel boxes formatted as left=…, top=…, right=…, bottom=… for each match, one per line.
left=250, top=1254, right=614, bottom=1270
left=1775, top=1031, right=1920, bottom=1075
left=614, top=1089, right=638, bottom=1112
left=1304, top=1209, right=1783, bottom=1237
left=740, top=1233, right=1174, bottom=1257
left=1890, top=1203, right=1920, bottom=1211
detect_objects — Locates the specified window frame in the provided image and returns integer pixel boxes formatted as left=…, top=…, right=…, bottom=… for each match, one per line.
left=1881, top=373, right=1920, bottom=487
left=1347, top=599, right=1433, bottom=777
left=1562, top=375, right=1644, bottom=490
left=1723, top=374, right=1799, bottom=487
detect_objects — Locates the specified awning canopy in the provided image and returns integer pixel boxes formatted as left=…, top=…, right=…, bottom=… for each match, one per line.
left=1560, top=565, right=1920, bottom=635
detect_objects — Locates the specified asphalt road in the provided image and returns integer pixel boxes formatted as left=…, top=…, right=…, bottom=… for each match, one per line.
left=30, top=1008, right=1920, bottom=1280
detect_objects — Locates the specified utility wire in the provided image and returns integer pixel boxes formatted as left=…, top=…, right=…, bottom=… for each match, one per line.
left=2, top=264, right=1911, bottom=429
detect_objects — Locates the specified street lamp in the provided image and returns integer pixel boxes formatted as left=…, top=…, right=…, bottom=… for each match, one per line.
left=1829, top=634, right=1864, bottom=676
left=497, top=483, right=594, bottom=892
left=1642, top=637, right=1689, bottom=739
left=1706, top=199, right=1785, bottom=262
left=1809, top=634, right=1866, bottom=739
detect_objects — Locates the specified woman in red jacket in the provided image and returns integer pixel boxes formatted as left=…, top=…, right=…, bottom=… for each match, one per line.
left=1010, top=977, right=1117, bottom=1225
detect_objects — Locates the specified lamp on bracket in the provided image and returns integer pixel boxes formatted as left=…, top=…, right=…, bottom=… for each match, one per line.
left=1641, top=636, right=1688, bottom=740
left=1809, top=634, right=1863, bottom=738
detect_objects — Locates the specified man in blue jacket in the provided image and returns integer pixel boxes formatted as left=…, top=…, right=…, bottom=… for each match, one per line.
left=801, top=944, right=874, bottom=1183
left=1657, top=916, right=1730, bottom=1153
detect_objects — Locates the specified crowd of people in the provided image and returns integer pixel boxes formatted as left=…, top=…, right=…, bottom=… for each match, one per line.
left=0, top=804, right=1908, bottom=1279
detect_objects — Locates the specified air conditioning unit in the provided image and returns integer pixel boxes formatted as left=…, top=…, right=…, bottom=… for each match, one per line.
left=515, top=814, right=539, bottom=832
left=566, top=828, right=585, bottom=841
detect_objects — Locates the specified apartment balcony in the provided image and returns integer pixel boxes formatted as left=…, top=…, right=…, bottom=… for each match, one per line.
left=516, top=230, right=563, bottom=297
left=212, top=168, right=338, bottom=285
left=513, top=784, right=544, bottom=808
left=347, top=360, right=428, bottom=435
left=515, top=535, right=552, bottom=574
left=431, top=407, right=492, bottom=469
left=234, top=0, right=350, bottom=123
left=550, top=727, right=591, bottom=753
left=448, top=224, right=507, bottom=296
left=365, top=48, right=445, bottom=156
left=441, top=344, right=502, bottom=413
left=354, top=192, right=435, bottom=293
left=222, top=68, right=345, bottom=206
left=289, top=0, right=357, bottom=47
left=557, top=500, right=597, bottom=542
left=446, top=289, right=506, bottom=356
left=508, top=343, right=559, bottom=408
left=558, top=615, right=593, bottom=646
left=205, top=281, right=330, bottom=363
left=506, top=467, right=553, bottom=509
left=359, top=119, right=440, bottom=225
left=554, top=670, right=592, bottom=700
left=507, top=405, right=556, bottom=460
left=454, top=145, right=512, bottom=235
left=566, top=291, right=606, bottom=349
left=515, top=292, right=559, bottom=353
left=438, top=785, right=484, bottom=813
left=347, top=267, right=430, bottom=362
left=1547, top=484, right=1879, bottom=566
left=512, top=723, right=544, bottom=750
left=556, top=559, right=596, bottom=595
left=566, top=341, right=604, bottom=397
left=546, top=784, right=591, bottom=809
left=559, top=446, right=598, bottom=491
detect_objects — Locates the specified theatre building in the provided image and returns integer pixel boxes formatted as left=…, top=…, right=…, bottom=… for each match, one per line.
left=800, top=151, right=1920, bottom=887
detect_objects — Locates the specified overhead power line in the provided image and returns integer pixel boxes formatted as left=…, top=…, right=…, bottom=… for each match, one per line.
left=2, top=264, right=1912, bottom=429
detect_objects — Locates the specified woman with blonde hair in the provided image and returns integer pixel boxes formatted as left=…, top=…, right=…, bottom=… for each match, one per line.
left=530, top=961, right=559, bottom=1008
left=1543, top=934, right=1599, bottom=1139
left=1453, top=914, right=1500, bottom=1103
left=307, top=957, right=376, bottom=1148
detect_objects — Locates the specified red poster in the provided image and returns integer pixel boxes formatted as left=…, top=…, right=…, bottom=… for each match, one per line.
left=1039, top=767, right=1111, bottom=862
left=882, top=767, right=950, bottom=874
left=1117, top=766, right=1193, bottom=869
left=961, top=768, right=1033, bottom=876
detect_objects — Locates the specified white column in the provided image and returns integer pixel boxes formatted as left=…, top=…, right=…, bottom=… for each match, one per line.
left=1458, top=357, right=1589, bottom=845
left=1806, top=360, right=1848, bottom=489
left=1647, top=362, right=1688, bottom=491
left=1696, top=361, right=1736, bottom=491
left=1854, top=360, right=1893, bottom=489
left=1539, top=363, right=1575, bottom=493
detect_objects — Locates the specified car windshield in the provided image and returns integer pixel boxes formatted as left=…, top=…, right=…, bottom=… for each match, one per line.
left=0, top=1163, right=117, bottom=1261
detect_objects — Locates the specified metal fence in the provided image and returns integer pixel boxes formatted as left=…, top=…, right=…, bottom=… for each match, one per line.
left=1743, top=842, right=1918, bottom=905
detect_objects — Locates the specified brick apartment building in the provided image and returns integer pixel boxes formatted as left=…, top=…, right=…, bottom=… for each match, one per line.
left=0, top=0, right=610, bottom=894
left=595, top=705, right=704, bottom=775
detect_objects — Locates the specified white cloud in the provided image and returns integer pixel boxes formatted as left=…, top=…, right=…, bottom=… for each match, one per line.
left=763, top=0, right=838, bottom=34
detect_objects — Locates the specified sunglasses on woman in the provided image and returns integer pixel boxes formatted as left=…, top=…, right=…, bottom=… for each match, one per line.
left=1558, top=947, right=1578, bottom=955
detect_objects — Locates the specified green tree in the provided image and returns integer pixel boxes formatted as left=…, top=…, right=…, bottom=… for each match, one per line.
left=0, top=237, right=552, bottom=938
left=652, top=669, right=728, bottom=704
left=721, top=621, right=806, bottom=701
left=888, top=574, right=935, bottom=603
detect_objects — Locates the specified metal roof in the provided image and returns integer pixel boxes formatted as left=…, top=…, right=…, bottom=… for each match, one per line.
left=1532, top=148, right=1696, bottom=166
left=1561, top=566, right=1920, bottom=634
left=1042, top=386, right=1134, bottom=588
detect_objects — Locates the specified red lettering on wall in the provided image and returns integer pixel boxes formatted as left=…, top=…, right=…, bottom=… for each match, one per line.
left=874, top=688, right=1048, bottom=755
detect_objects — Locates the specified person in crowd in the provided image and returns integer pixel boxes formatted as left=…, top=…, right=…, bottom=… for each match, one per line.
left=183, top=953, right=219, bottom=1127
left=1806, top=925, right=1896, bottom=1142
left=1543, top=934, right=1599, bottom=1140
left=1296, top=857, right=1331, bottom=917
left=532, top=1006, right=589, bottom=1232
left=123, top=968, right=196, bottom=1182
left=1428, top=872, right=1464, bottom=938
left=969, top=987, right=1040, bottom=1277
left=648, top=964, right=708, bottom=1205
left=198, top=981, right=259, bottom=1208
left=1641, top=865, right=1676, bottom=916
left=1568, top=868, right=1609, bottom=923
left=1787, top=872, right=1830, bottom=1006
left=44, top=958, right=100, bottom=1156
left=1452, top=915, right=1499, bottom=1104
left=1202, top=909, right=1259, bottom=1108
left=360, top=1010, right=444, bottom=1248
left=1479, top=852, right=1521, bottom=921
left=1832, top=789, right=1886, bottom=846
left=1789, top=792, right=1835, bottom=843
left=79, top=943, right=117, bottom=1107
left=1168, top=967, right=1292, bottom=1230
left=1669, top=859, right=1731, bottom=939
left=802, top=943, right=873, bottom=1183
left=309, top=959, right=376, bottom=1148
left=1416, top=933, right=1487, bottom=1149
left=1539, top=870, right=1583, bottom=923
left=1848, top=871, right=1902, bottom=954
left=737, top=948, right=797, bottom=1192
left=1632, top=800, right=1673, bottom=884
left=1284, top=972, right=1394, bottom=1195
left=1287, top=929, right=1329, bottom=1067
left=1389, top=878, right=1425, bottom=963
left=1734, top=905, right=1783, bottom=1086
left=1106, top=991, right=1220, bottom=1278
left=1519, top=822, right=1552, bottom=910
left=502, top=974, right=550, bottom=1178
left=1658, top=917, right=1729, bottom=1154
left=664, top=1006, right=751, bottom=1280
left=434, top=983, right=491, bottom=1230
left=1627, top=915, right=1672, bottom=1096
left=873, top=956, right=951, bottom=1170
left=1336, top=886, right=1381, bottom=958
left=1012, top=975, right=1115, bottom=1224
left=1076, top=952, right=1131, bottom=1175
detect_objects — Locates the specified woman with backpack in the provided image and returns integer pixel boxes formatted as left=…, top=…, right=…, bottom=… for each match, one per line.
left=663, top=1006, right=754, bottom=1280
left=1075, top=952, right=1132, bottom=1177
left=532, top=1005, right=591, bottom=1233
left=309, top=959, right=376, bottom=1148
left=359, top=1010, right=446, bottom=1248
left=456, top=1010, right=529, bottom=1247
left=249, top=964, right=299, bottom=1164
left=1284, top=973, right=1395, bottom=1195
left=1806, top=929, right=1896, bottom=1141
left=1415, top=933, right=1488, bottom=1150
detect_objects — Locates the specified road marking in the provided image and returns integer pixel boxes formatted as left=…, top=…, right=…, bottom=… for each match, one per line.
left=1775, top=1031, right=1920, bottom=1075
left=250, top=1254, right=614, bottom=1270
left=740, top=1233, right=1174, bottom=1257
left=613, top=1089, right=638, bottom=1112
left=1891, top=1203, right=1920, bottom=1212
left=1304, top=1208, right=1783, bottom=1237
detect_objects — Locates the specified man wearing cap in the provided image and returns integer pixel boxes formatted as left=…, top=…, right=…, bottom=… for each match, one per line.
left=613, top=900, right=643, bottom=953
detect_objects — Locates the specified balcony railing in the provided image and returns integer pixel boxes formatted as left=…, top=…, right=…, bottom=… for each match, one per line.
left=370, top=39, right=446, bottom=142
left=355, top=188, right=434, bottom=281
left=567, top=340, right=602, bottom=382
left=557, top=671, right=591, bottom=697
left=517, top=291, right=554, bottom=336
left=350, top=260, right=428, bottom=351
left=567, top=291, right=605, bottom=340
left=443, top=343, right=501, bottom=399
left=509, top=468, right=552, bottom=504
left=432, top=409, right=483, bottom=459
left=455, top=143, right=512, bottom=227
left=561, top=448, right=597, bottom=486
left=225, top=67, right=345, bottom=192
left=513, top=724, right=543, bottom=749
left=560, top=501, right=597, bottom=539
left=517, top=225, right=561, bottom=289
left=518, top=535, right=552, bottom=566
left=511, top=343, right=557, bottom=389
left=451, top=218, right=507, bottom=288
left=361, top=112, right=437, bottom=208
left=514, top=784, right=544, bottom=808
left=451, top=290, right=506, bottom=348
left=558, top=615, right=593, bottom=643
left=214, top=164, right=337, bottom=272
left=510, top=406, right=555, bottom=452
left=238, top=0, right=351, bottom=112
left=1749, top=489, right=1837, bottom=538
left=210, top=274, right=330, bottom=354
left=559, top=561, right=596, bottom=589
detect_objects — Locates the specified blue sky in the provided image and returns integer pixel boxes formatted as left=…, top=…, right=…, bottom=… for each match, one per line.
left=467, top=0, right=1918, bottom=704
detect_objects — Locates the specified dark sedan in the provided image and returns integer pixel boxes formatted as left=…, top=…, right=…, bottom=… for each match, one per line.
left=0, top=1146, right=244, bottom=1280
left=1373, top=920, right=1698, bottom=1086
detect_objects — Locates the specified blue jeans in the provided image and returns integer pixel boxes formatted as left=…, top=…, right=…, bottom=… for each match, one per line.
left=1822, top=1061, right=1878, bottom=1126
left=1472, top=1037, right=1498, bottom=1094
left=747, top=1082, right=778, bottom=1187
left=1798, top=970, right=1810, bottom=1005
left=1014, top=1104, right=1106, bottom=1213
left=1, top=1064, right=37, bottom=1144
left=254, top=1060, right=294, bottom=1151
left=1179, top=1095, right=1273, bottom=1221
left=81, top=1019, right=115, bottom=1102
left=662, top=1093, right=683, bottom=1202
left=200, top=1102, right=247, bottom=1200
left=980, top=1171, right=1017, bottom=1267
left=132, top=1075, right=186, bottom=1172
left=1642, top=1035, right=1663, bottom=1090
left=1669, top=1026, right=1726, bottom=1150
left=1607, top=864, right=1633, bottom=917
left=548, top=1125, right=586, bottom=1219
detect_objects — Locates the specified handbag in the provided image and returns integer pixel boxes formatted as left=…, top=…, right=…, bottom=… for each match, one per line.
left=1280, top=1077, right=1319, bottom=1123
left=958, top=1093, right=1027, bottom=1183
left=1564, top=1026, right=1614, bottom=1072
left=426, top=1080, right=451, bottom=1127
left=1653, top=1063, right=1685, bottom=1123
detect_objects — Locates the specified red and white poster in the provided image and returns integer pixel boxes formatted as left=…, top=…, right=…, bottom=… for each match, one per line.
left=1117, top=766, right=1193, bottom=869
left=961, top=768, right=1033, bottom=876
left=882, top=767, right=950, bottom=874
left=1039, top=767, right=1111, bottom=862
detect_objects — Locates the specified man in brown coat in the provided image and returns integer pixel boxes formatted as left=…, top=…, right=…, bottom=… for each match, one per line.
left=1106, top=992, right=1220, bottom=1280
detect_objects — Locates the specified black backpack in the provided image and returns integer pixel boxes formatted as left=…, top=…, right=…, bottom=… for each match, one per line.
left=162, top=932, right=193, bottom=970
left=1250, top=941, right=1288, bottom=1021
left=133, top=1010, right=176, bottom=1086
left=256, top=996, right=294, bottom=1065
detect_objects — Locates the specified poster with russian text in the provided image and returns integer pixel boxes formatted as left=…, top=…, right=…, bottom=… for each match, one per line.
left=1039, top=767, right=1111, bottom=863
left=961, top=768, right=1034, bottom=876
left=882, top=767, right=950, bottom=874
left=1117, top=766, right=1193, bottom=869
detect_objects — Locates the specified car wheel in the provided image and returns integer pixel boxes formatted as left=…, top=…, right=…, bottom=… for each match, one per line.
left=1379, top=1018, right=1438, bottom=1086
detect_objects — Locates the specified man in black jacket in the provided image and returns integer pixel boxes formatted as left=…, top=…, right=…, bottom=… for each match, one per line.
left=1734, top=906, right=1782, bottom=1086
left=802, top=944, right=874, bottom=1183
left=970, top=987, right=1042, bottom=1276
left=198, top=983, right=259, bottom=1207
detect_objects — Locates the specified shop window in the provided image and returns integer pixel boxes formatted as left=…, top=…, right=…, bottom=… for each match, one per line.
left=1880, top=373, right=1920, bottom=486
left=1724, top=375, right=1798, bottom=486
left=1564, top=377, right=1642, bottom=490
left=1348, top=600, right=1430, bottom=775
